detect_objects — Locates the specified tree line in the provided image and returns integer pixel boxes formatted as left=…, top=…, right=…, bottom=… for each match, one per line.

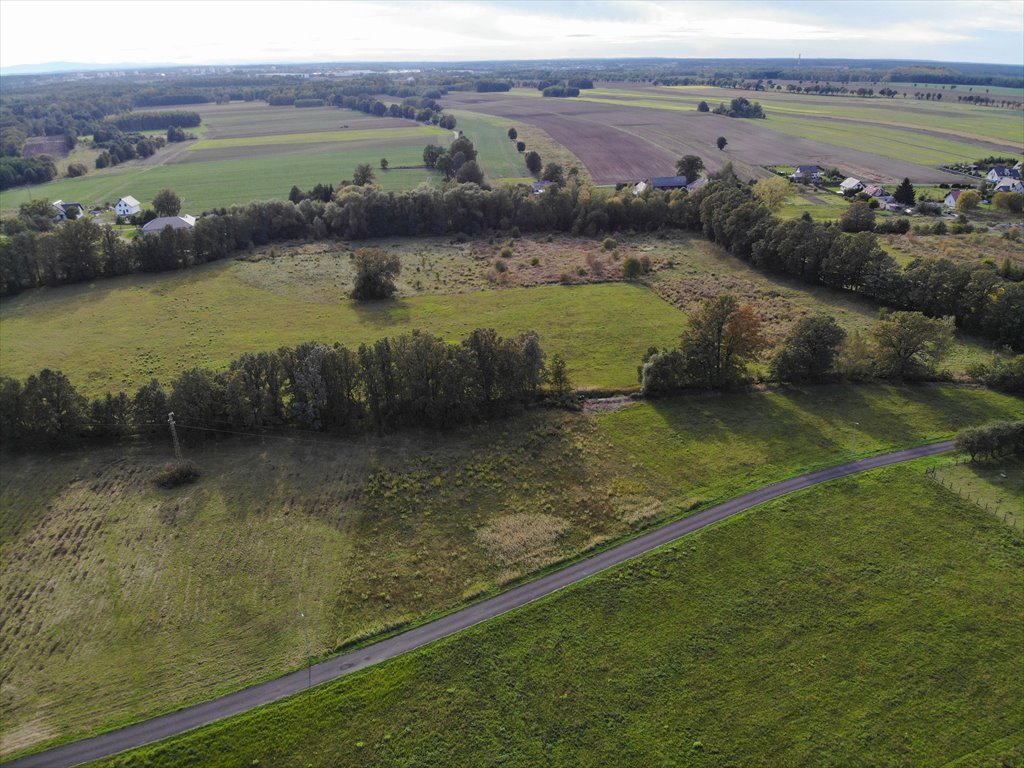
left=955, top=421, right=1024, bottom=462
left=0, top=328, right=564, bottom=452
left=2, top=175, right=1021, bottom=350
left=108, top=111, right=202, bottom=131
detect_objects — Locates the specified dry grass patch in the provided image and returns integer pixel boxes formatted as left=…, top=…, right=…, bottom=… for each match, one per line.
left=883, top=232, right=1024, bottom=270
left=475, top=513, right=571, bottom=573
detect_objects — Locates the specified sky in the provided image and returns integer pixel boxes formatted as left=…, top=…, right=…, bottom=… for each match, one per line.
left=1, top=0, right=1023, bottom=71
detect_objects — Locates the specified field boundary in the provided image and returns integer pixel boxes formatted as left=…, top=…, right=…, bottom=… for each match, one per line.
left=2, top=440, right=956, bottom=768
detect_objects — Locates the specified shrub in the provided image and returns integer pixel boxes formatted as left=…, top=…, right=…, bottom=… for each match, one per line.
left=153, top=460, right=200, bottom=488
left=494, top=259, right=508, bottom=273
left=622, top=257, right=643, bottom=279
left=352, top=248, right=401, bottom=300
left=500, top=247, right=513, bottom=258
left=66, top=162, right=88, bottom=178
left=530, top=257, right=540, bottom=266
left=602, top=237, right=618, bottom=251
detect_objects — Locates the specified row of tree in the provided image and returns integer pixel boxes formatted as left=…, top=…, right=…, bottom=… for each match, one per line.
left=0, top=328, right=563, bottom=451
left=108, top=111, right=202, bottom=131
left=2, top=175, right=1021, bottom=350
left=0, top=155, right=58, bottom=190
left=639, top=295, right=961, bottom=395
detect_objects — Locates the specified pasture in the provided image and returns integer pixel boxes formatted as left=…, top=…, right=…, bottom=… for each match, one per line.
left=0, top=232, right=1005, bottom=396
left=2, top=385, right=1020, bottom=758
left=441, top=84, right=1022, bottom=185
left=87, top=460, right=1024, bottom=767
left=0, top=103, right=451, bottom=213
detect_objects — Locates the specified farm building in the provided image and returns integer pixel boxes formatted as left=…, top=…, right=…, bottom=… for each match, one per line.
left=650, top=176, right=688, bottom=190
left=632, top=180, right=648, bottom=196
left=686, top=177, right=709, bottom=193
left=943, top=189, right=963, bottom=208
left=839, top=177, right=864, bottom=193
left=115, top=196, right=141, bottom=217
left=863, top=184, right=887, bottom=198
left=790, top=165, right=820, bottom=182
left=141, top=214, right=196, bottom=235
left=531, top=180, right=553, bottom=195
left=52, top=200, right=85, bottom=221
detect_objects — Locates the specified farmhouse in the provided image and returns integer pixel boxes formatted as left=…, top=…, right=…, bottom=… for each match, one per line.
left=790, top=165, right=820, bottom=182
left=651, top=175, right=688, bottom=190
left=839, top=177, right=863, bottom=193
left=943, top=189, right=963, bottom=208
left=115, top=196, right=141, bottom=217
left=531, top=180, right=553, bottom=195
left=52, top=200, right=85, bottom=221
left=993, top=178, right=1023, bottom=193
left=863, top=184, right=887, bottom=198
left=141, top=214, right=196, bottom=235
left=986, top=167, right=1021, bottom=182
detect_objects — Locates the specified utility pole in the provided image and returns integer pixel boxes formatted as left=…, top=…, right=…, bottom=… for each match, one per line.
left=167, top=412, right=183, bottom=463
left=301, top=611, right=312, bottom=689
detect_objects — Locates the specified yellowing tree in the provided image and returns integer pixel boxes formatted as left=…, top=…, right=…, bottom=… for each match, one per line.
left=753, top=176, right=792, bottom=210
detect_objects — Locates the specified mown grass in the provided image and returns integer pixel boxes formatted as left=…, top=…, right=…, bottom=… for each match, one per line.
left=0, top=266, right=682, bottom=394
left=446, top=110, right=530, bottom=181
left=89, top=460, right=1024, bottom=768
left=3, top=384, right=1020, bottom=758
left=187, top=125, right=447, bottom=152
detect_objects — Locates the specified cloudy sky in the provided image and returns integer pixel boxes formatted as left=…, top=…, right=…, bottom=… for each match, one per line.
left=2, top=0, right=1022, bottom=70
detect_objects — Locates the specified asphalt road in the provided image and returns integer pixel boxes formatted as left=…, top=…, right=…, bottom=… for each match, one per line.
left=4, top=440, right=954, bottom=768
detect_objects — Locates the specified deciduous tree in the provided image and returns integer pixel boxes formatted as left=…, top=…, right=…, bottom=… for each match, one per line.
left=152, top=188, right=181, bottom=217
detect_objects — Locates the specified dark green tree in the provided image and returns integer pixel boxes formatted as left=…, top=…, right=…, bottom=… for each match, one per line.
left=541, top=163, right=565, bottom=185
left=893, top=177, right=916, bottom=205
left=697, top=101, right=710, bottom=112
left=525, top=151, right=542, bottom=175
left=769, top=315, right=847, bottom=382
left=352, top=247, right=401, bottom=300
left=716, top=136, right=728, bottom=150
left=675, top=155, right=704, bottom=181
left=507, top=127, right=518, bottom=140
left=152, top=188, right=181, bottom=217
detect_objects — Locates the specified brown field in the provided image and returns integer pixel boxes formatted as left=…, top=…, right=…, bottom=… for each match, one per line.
left=441, top=86, right=1010, bottom=186
left=883, top=231, right=1024, bottom=270
left=21, top=135, right=68, bottom=159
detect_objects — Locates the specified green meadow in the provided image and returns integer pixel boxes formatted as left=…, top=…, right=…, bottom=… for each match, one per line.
left=88, top=460, right=1024, bottom=767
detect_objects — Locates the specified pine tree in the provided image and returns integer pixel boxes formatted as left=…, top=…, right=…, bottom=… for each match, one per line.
left=894, top=177, right=916, bottom=205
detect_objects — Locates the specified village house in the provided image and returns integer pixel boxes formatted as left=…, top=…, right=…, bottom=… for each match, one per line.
left=531, top=180, right=552, bottom=195
left=52, top=200, right=85, bottom=221
left=862, top=184, right=887, bottom=198
left=790, top=165, right=820, bottom=182
left=115, top=196, right=141, bottom=217
left=943, top=189, right=963, bottom=208
left=839, top=177, right=863, bottom=194
left=141, top=214, right=196, bottom=235
left=993, top=178, right=1023, bottom=194
left=986, top=167, right=1021, bottom=182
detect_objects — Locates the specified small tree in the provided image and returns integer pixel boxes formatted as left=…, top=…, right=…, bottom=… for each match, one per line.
left=380, top=157, right=389, bottom=170
left=516, top=141, right=526, bottom=152
left=871, top=310, right=954, bottom=380
left=893, top=177, right=916, bottom=205
left=675, top=154, right=704, bottom=182
left=769, top=315, right=847, bottom=382
left=753, top=176, right=792, bottom=211
left=541, top=163, right=565, bottom=185
left=507, top=127, right=518, bottom=140
left=716, top=136, right=728, bottom=151
left=956, top=190, right=981, bottom=212
left=621, top=257, right=643, bottom=280
left=66, top=162, right=87, bottom=178
left=353, top=164, right=375, bottom=186
left=455, top=160, right=484, bottom=185
left=352, top=248, right=401, bottom=300
left=525, top=151, right=542, bottom=175
left=697, top=101, right=710, bottom=112
left=152, top=189, right=181, bottom=217
left=840, top=201, right=876, bottom=232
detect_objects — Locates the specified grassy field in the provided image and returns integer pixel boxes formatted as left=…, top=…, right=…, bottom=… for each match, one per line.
left=2, top=384, right=1020, bottom=758
left=446, top=110, right=531, bottom=182
left=934, top=458, right=1024, bottom=532
left=0, top=103, right=450, bottom=214
left=0, top=256, right=683, bottom=394
left=0, top=231, right=1003, bottom=395
left=776, top=188, right=852, bottom=220
left=87, top=459, right=1024, bottom=767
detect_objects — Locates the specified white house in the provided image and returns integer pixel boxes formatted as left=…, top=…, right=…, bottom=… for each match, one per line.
left=943, top=189, right=963, bottom=208
left=115, top=196, right=141, bottom=217
left=52, top=200, right=85, bottom=221
left=839, top=177, right=863, bottom=193
left=986, top=167, right=1021, bottom=182
left=632, top=180, right=648, bottom=196
left=141, top=214, right=196, bottom=235
left=790, top=165, right=820, bottom=182
left=993, top=178, right=1024, bottom=194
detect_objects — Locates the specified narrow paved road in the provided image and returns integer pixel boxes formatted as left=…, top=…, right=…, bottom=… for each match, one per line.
left=4, top=440, right=954, bottom=768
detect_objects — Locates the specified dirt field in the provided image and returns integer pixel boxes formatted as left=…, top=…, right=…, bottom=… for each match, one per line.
left=21, top=135, right=68, bottom=158
left=441, top=87, right=1015, bottom=186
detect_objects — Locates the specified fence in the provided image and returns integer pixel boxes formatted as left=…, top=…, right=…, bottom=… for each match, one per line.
left=925, top=461, right=1021, bottom=529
